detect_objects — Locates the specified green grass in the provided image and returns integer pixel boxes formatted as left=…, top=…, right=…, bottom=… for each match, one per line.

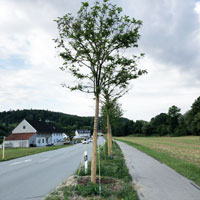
left=78, top=142, right=132, bottom=183
left=46, top=141, right=138, bottom=200
left=0, top=145, right=71, bottom=162
left=116, top=137, right=200, bottom=186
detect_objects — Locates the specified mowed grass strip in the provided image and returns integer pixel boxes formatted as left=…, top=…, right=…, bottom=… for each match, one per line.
left=46, top=142, right=138, bottom=200
left=0, top=145, right=70, bottom=162
left=115, top=136, right=200, bottom=186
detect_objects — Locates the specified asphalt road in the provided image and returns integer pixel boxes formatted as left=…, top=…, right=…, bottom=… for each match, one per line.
left=117, top=141, right=200, bottom=200
left=0, top=137, right=104, bottom=200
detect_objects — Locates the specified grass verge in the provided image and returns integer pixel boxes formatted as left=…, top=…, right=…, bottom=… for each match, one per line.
left=116, top=138, right=200, bottom=186
left=0, top=145, right=71, bottom=162
left=45, top=141, right=138, bottom=200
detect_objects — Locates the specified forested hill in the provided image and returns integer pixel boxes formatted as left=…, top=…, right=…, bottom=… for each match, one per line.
left=0, top=109, right=132, bottom=140
left=1, top=95, right=199, bottom=140
left=0, top=109, right=93, bottom=137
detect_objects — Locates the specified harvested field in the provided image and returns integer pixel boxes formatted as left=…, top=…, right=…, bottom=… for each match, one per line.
left=118, top=136, right=200, bottom=167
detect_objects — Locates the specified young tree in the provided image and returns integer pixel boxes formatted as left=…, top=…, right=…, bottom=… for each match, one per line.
left=54, top=0, right=145, bottom=183
left=101, top=62, right=146, bottom=155
left=101, top=97, right=123, bottom=156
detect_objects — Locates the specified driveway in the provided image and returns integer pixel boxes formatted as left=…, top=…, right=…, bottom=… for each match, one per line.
left=117, top=141, right=200, bottom=200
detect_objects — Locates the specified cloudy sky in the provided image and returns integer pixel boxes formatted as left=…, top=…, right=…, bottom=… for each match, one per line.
left=0, top=0, right=200, bottom=121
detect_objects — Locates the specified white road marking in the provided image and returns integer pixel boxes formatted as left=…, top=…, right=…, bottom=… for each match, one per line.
left=38, top=158, right=49, bottom=163
left=9, top=159, right=32, bottom=166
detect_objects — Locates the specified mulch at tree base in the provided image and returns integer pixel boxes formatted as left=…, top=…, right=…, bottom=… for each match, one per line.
left=77, top=176, right=116, bottom=185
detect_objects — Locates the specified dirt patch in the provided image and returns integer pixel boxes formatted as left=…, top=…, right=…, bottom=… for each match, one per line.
left=46, top=175, right=128, bottom=200
left=77, top=176, right=115, bottom=185
left=58, top=176, right=75, bottom=188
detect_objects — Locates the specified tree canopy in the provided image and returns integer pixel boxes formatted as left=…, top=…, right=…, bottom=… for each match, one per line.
left=54, top=0, right=146, bottom=96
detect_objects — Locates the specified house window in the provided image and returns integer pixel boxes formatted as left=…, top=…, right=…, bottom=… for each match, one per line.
left=23, top=126, right=26, bottom=129
left=42, top=139, right=44, bottom=143
left=38, top=139, right=41, bottom=144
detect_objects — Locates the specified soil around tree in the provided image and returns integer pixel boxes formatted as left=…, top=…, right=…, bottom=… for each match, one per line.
left=46, top=175, right=132, bottom=200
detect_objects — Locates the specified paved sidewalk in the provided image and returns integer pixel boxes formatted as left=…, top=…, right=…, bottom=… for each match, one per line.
left=117, top=141, right=200, bottom=200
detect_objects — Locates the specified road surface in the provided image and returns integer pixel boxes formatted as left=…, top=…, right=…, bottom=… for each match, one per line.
left=0, top=137, right=104, bottom=200
left=117, top=141, right=200, bottom=200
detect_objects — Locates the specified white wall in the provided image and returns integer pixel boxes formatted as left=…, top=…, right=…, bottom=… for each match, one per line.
left=36, top=137, right=47, bottom=147
left=52, top=133, right=63, bottom=143
left=5, top=140, right=29, bottom=148
left=75, top=130, right=90, bottom=138
left=12, top=119, right=36, bottom=134
left=29, top=134, right=37, bottom=146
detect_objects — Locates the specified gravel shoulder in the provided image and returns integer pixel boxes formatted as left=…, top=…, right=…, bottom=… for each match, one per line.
left=116, top=140, right=200, bottom=200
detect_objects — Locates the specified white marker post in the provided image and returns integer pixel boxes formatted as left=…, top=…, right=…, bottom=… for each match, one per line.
left=2, top=136, right=5, bottom=160
left=84, top=150, right=88, bottom=174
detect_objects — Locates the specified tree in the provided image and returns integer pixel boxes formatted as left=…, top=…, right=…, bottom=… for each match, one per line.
left=134, top=120, right=147, bottom=135
left=54, top=0, right=145, bottom=183
left=150, top=113, right=170, bottom=136
left=101, top=99, right=123, bottom=155
left=142, top=122, right=153, bottom=136
left=168, top=105, right=181, bottom=136
left=191, top=112, right=200, bottom=135
left=174, top=115, right=188, bottom=136
left=101, top=47, right=146, bottom=155
left=191, top=96, right=200, bottom=115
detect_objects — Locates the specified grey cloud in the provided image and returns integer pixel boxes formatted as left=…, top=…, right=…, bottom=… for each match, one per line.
left=116, top=0, right=200, bottom=78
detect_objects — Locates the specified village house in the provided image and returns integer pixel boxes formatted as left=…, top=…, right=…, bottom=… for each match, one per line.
left=74, top=129, right=91, bottom=139
left=5, top=119, right=65, bottom=147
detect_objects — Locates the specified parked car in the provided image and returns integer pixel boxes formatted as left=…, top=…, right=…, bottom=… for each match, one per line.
left=46, top=144, right=53, bottom=146
left=30, top=144, right=37, bottom=147
left=82, top=139, right=89, bottom=144
left=63, top=140, right=70, bottom=145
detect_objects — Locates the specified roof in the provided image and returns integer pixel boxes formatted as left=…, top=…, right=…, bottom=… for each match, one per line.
left=5, top=133, right=35, bottom=141
left=26, top=119, right=64, bottom=134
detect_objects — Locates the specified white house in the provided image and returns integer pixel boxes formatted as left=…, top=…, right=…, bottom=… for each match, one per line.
left=5, top=119, right=65, bottom=147
left=75, top=129, right=91, bottom=139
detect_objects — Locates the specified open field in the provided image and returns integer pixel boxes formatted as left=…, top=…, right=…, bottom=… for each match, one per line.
left=0, top=145, right=70, bottom=162
left=115, top=136, right=200, bottom=186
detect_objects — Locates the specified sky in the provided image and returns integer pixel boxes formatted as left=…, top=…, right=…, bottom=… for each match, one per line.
left=0, top=0, right=200, bottom=122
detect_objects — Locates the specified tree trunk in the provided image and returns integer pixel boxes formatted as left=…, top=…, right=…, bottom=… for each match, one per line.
left=91, top=95, right=99, bottom=183
left=107, top=114, right=112, bottom=156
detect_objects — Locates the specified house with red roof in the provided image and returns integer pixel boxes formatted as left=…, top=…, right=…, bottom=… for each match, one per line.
left=5, top=119, right=65, bottom=147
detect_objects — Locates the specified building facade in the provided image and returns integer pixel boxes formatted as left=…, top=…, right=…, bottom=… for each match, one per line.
left=5, top=119, right=65, bottom=147
left=75, top=129, right=91, bottom=139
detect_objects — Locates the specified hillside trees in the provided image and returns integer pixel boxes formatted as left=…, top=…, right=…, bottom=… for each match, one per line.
left=168, top=105, right=181, bottom=136
left=150, top=113, right=169, bottom=136
left=139, top=98, right=200, bottom=137
left=0, top=109, right=93, bottom=137
left=185, top=97, right=200, bottom=135
left=54, top=0, right=145, bottom=182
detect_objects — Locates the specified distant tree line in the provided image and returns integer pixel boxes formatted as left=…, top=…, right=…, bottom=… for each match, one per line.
left=0, top=96, right=199, bottom=140
left=109, top=96, right=200, bottom=137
